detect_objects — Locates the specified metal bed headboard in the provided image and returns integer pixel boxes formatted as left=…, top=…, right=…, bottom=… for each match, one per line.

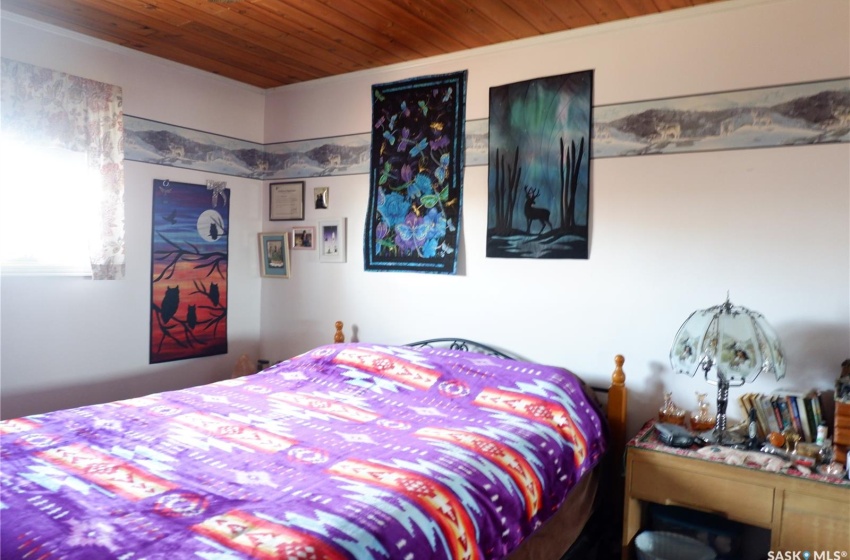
left=404, top=338, right=516, bottom=360
left=405, top=337, right=609, bottom=395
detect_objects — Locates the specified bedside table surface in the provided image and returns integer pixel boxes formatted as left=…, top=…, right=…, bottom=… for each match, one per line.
left=629, top=420, right=850, bottom=488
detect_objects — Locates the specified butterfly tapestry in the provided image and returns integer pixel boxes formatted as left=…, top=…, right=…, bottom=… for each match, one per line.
left=364, top=71, right=467, bottom=274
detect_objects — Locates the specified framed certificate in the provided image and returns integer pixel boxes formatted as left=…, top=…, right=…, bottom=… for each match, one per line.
left=269, top=181, right=305, bottom=221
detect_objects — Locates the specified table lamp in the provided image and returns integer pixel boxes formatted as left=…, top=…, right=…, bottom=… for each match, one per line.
left=669, top=295, right=786, bottom=444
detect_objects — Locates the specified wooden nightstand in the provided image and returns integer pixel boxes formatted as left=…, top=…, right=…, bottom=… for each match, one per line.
left=622, top=421, right=850, bottom=559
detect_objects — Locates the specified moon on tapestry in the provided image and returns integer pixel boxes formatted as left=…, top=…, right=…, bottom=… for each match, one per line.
left=197, top=209, right=226, bottom=242
left=487, top=70, right=593, bottom=259
left=364, top=71, right=467, bottom=274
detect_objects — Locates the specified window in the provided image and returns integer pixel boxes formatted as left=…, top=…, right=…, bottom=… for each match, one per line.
left=1, top=57, right=125, bottom=280
left=1, top=138, right=99, bottom=275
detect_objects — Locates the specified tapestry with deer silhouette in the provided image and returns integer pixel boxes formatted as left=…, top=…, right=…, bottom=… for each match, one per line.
left=487, top=70, right=592, bottom=259
left=364, top=71, right=467, bottom=274
left=150, top=179, right=229, bottom=363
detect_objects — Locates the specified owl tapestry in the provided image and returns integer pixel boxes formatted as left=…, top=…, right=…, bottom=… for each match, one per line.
left=150, top=180, right=229, bottom=363
left=364, top=71, right=467, bottom=274
left=487, top=70, right=593, bottom=259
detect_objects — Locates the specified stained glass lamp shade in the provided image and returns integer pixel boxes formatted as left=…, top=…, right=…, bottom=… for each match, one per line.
left=670, top=296, right=786, bottom=444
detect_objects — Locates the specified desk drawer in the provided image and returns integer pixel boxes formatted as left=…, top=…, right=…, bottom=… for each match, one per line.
left=779, top=491, right=850, bottom=551
left=630, top=458, right=774, bottom=527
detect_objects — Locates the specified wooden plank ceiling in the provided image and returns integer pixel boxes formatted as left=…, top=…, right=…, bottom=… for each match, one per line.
left=1, top=0, right=726, bottom=89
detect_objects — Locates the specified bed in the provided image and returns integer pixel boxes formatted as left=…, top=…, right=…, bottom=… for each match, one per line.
left=0, top=323, right=627, bottom=560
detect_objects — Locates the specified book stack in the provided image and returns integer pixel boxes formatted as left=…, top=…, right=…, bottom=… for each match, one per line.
left=738, top=390, right=824, bottom=442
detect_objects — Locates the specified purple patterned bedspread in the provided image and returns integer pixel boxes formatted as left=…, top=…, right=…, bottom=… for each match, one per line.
left=0, top=343, right=606, bottom=559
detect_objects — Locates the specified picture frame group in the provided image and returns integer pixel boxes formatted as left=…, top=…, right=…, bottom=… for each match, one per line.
left=258, top=232, right=291, bottom=278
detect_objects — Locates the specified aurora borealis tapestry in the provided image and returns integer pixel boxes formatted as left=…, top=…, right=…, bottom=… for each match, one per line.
left=364, top=71, right=467, bottom=274
left=487, top=70, right=593, bottom=259
left=150, top=179, right=229, bottom=363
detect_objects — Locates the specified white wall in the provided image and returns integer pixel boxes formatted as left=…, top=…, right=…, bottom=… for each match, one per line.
left=261, top=0, right=850, bottom=437
left=0, top=15, right=266, bottom=418
left=1, top=0, right=847, bottom=438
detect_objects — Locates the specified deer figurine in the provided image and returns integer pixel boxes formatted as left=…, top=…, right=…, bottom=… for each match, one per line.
left=524, top=186, right=552, bottom=234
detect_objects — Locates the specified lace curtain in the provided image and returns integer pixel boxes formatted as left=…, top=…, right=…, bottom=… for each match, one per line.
left=1, top=58, right=125, bottom=280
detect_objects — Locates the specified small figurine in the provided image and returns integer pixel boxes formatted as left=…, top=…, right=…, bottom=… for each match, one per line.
left=783, top=429, right=801, bottom=453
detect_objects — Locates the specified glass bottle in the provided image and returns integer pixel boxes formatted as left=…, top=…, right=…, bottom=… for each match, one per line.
left=817, top=439, right=833, bottom=466
left=689, top=392, right=716, bottom=432
left=659, top=392, right=686, bottom=426
left=816, top=421, right=828, bottom=446
left=746, top=407, right=759, bottom=449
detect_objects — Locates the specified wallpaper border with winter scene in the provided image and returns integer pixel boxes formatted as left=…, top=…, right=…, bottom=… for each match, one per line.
left=124, top=77, right=850, bottom=179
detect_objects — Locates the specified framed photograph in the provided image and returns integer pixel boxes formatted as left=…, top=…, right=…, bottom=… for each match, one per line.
left=258, top=232, right=291, bottom=278
left=291, top=226, right=316, bottom=250
left=318, top=218, right=346, bottom=263
left=269, top=181, right=304, bottom=221
left=314, top=186, right=329, bottom=209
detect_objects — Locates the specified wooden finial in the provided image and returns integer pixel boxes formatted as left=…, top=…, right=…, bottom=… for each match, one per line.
left=612, top=354, right=626, bottom=386
left=334, top=321, right=345, bottom=343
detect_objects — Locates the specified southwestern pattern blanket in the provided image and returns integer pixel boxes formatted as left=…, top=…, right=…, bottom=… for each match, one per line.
left=0, top=344, right=606, bottom=559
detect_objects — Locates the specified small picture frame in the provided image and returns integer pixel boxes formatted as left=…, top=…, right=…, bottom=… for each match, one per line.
left=291, top=226, right=316, bottom=250
left=318, top=218, right=346, bottom=263
left=258, top=232, right=291, bottom=278
left=314, top=186, right=329, bottom=209
left=269, top=181, right=305, bottom=221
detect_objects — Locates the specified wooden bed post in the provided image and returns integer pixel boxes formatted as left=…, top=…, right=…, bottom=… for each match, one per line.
left=608, top=354, right=628, bottom=465
left=334, top=321, right=345, bottom=343
left=602, top=354, right=628, bottom=559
